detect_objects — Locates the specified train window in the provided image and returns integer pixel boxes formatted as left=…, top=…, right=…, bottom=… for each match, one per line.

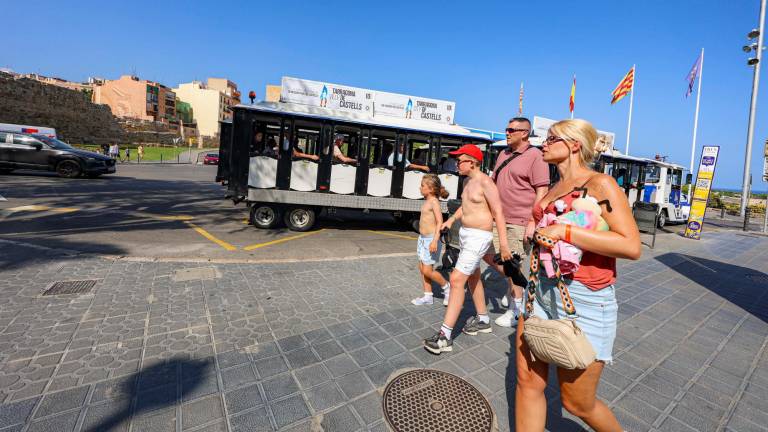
left=645, top=165, right=661, bottom=183
left=334, top=126, right=361, bottom=160
left=250, top=118, right=281, bottom=157
left=292, top=119, right=322, bottom=160
left=370, top=129, right=396, bottom=166
left=629, top=164, right=641, bottom=187
left=438, top=137, right=462, bottom=173
left=407, top=134, right=430, bottom=168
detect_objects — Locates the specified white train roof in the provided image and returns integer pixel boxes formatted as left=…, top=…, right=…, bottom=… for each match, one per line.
left=235, top=102, right=492, bottom=141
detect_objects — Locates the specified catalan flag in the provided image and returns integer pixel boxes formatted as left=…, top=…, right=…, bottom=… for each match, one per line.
left=569, top=75, right=576, bottom=114
left=611, top=66, right=635, bottom=104
left=518, top=82, right=524, bottom=115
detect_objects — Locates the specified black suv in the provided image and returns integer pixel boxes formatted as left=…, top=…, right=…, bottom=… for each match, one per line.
left=0, top=132, right=116, bottom=178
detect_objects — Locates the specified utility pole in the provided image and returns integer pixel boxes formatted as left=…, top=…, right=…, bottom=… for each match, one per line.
left=740, top=0, right=766, bottom=217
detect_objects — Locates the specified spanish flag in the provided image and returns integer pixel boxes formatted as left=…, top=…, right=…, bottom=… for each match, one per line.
left=569, top=75, right=576, bottom=114
left=611, top=66, right=635, bottom=104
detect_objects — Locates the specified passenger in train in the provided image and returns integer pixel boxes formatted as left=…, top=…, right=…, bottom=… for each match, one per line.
left=262, top=137, right=278, bottom=157
left=424, top=144, right=510, bottom=355
left=332, top=134, right=357, bottom=164
left=284, top=131, right=319, bottom=161
left=411, top=174, right=451, bottom=306
left=387, top=142, right=430, bottom=171
left=439, top=155, right=458, bottom=173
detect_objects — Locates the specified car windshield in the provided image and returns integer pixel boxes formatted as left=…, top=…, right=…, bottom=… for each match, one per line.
left=207, top=153, right=218, bottom=157
left=34, top=135, right=74, bottom=150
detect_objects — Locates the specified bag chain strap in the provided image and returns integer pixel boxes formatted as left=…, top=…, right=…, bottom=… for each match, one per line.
left=525, top=243, right=578, bottom=318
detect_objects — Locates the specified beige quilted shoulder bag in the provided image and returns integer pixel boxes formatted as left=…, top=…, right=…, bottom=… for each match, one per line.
left=522, top=241, right=596, bottom=370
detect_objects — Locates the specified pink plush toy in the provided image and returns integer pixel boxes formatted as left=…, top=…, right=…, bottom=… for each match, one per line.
left=538, top=196, right=609, bottom=277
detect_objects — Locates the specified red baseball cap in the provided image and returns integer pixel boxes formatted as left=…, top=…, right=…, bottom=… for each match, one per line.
left=448, top=144, right=483, bottom=162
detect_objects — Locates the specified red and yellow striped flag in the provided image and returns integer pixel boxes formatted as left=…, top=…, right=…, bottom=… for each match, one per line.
left=569, top=75, right=576, bottom=113
left=611, top=66, right=635, bottom=104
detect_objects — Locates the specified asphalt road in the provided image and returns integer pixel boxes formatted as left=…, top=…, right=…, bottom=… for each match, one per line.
left=0, top=164, right=418, bottom=262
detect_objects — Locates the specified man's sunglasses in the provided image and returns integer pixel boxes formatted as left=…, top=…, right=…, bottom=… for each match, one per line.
left=505, top=128, right=529, bottom=134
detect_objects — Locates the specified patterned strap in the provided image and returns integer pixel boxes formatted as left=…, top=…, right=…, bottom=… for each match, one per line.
left=525, top=244, right=578, bottom=318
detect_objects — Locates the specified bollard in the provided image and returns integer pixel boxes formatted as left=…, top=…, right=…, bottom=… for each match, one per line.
left=743, top=207, right=751, bottom=231
left=720, top=207, right=725, bottom=219
left=160, top=153, right=163, bottom=164
left=177, top=154, right=180, bottom=164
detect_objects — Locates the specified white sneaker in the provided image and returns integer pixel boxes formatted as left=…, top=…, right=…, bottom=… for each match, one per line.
left=442, top=287, right=450, bottom=306
left=494, top=310, right=518, bottom=328
left=501, top=295, right=509, bottom=308
left=411, top=296, right=434, bottom=305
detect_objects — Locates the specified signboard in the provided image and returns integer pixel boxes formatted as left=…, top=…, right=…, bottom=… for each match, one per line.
left=531, top=116, right=615, bottom=151
left=684, top=146, right=720, bottom=240
left=279, top=77, right=455, bottom=124
left=374, top=91, right=454, bottom=124
left=280, top=77, right=373, bottom=115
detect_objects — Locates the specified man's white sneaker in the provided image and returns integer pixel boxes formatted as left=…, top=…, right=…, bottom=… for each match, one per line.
left=501, top=295, right=509, bottom=308
left=442, top=288, right=450, bottom=306
left=411, top=296, right=434, bottom=306
left=494, top=310, right=518, bottom=328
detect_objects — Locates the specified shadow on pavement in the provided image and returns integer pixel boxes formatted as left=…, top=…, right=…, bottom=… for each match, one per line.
left=83, top=358, right=213, bottom=432
left=655, top=252, right=768, bottom=323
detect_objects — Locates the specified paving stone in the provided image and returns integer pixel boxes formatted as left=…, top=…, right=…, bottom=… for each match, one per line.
left=336, top=370, right=375, bottom=399
left=26, top=410, right=79, bottom=432
left=216, top=350, right=251, bottom=369
left=181, top=373, right=219, bottom=402
left=306, top=381, right=346, bottom=411
left=373, top=340, right=405, bottom=358
left=294, top=364, right=331, bottom=390
left=253, top=355, right=288, bottom=379
left=669, top=403, right=720, bottom=432
left=225, top=383, right=264, bottom=415
left=230, top=406, right=272, bottom=432
left=303, top=328, right=333, bottom=345
left=313, top=340, right=345, bottom=360
left=221, top=364, right=258, bottom=390
left=277, top=335, right=306, bottom=352
left=131, top=407, right=176, bottom=432
left=248, top=341, right=280, bottom=360
left=182, top=395, right=224, bottom=430
left=284, top=347, right=320, bottom=370
left=340, top=334, right=369, bottom=351
left=262, top=373, right=300, bottom=401
left=0, top=397, right=40, bottom=428
left=321, top=405, right=363, bottom=432
left=325, top=354, right=360, bottom=378
left=270, top=394, right=310, bottom=429
left=350, top=391, right=383, bottom=425
left=349, top=348, right=383, bottom=368
left=364, top=362, right=396, bottom=387
left=34, top=386, right=88, bottom=418
left=80, top=400, right=130, bottom=432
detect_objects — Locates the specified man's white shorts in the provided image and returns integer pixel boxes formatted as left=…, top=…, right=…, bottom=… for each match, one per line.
left=455, top=227, right=493, bottom=276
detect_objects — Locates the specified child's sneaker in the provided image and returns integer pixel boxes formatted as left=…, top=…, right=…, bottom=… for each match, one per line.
left=494, top=310, right=518, bottom=328
left=462, top=316, right=492, bottom=335
left=424, top=331, right=452, bottom=354
left=501, top=295, right=509, bottom=308
left=411, top=295, right=433, bottom=305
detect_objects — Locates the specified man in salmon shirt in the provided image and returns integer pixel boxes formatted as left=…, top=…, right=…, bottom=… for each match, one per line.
left=485, top=117, right=550, bottom=328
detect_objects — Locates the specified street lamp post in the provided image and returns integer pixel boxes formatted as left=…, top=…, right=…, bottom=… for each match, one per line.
left=740, top=0, right=767, bottom=218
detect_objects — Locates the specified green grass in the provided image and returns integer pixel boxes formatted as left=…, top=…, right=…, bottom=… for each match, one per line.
left=72, top=145, right=215, bottom=162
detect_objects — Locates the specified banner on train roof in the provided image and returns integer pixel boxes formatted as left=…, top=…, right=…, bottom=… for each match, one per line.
left=280, top=77, right=374, bottom=116
left=279, top=77, right=455, bottom=125
left=374, top=91, right=455, bottom=125
left=683, top=145, right=720, bottom=240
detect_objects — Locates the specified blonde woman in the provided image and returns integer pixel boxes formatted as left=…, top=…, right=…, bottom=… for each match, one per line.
left=516, top=119, right=641, bottom=431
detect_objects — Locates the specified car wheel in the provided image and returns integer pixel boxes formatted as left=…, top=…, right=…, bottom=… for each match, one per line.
left=657, top=210, right=667, bottom=229
left=56, top=160, right=81, bottom=178
left=250, top=204, right=282, bottom=229
left=410, top=216, right=420, bottom=233
left=283, top=207, right=316, bottom=232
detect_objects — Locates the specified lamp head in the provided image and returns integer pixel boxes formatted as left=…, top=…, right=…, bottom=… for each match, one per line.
left=748, top=29, right=760, bottom=39
left=748, top=57, right=760, bottom=66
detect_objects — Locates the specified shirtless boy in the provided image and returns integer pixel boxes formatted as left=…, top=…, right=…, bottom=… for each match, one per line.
left=424, top=144, right=511, bottom=354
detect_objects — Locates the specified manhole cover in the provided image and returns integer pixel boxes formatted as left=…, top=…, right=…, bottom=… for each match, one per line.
left=43, top=279, right=99, bottom=296
left=382, top=369, right=493, bottom=432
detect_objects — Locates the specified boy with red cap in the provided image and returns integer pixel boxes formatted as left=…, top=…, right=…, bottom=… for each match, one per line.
left=424, top=144, right=511, bottom=354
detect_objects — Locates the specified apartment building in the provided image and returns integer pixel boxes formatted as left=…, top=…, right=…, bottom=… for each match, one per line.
left=93, top=75, right=177, bottom=124
left=173, top=78, right=239, bottom=138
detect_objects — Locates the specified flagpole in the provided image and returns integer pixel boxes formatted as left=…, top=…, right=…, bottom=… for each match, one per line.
left=625, top=65, right=636, bottom=154
left=690, top=49, right=704, bottom=173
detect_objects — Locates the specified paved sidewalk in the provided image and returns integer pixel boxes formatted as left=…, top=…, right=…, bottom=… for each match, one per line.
left=0, top=230, right=766, bottom=431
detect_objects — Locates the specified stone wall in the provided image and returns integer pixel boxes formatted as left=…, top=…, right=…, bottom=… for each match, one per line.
left=0, top=72, right=128, bottom=145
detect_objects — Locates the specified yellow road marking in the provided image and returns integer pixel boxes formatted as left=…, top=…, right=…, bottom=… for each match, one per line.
left=367, top=230, right=418, bottom=240
left=184, top=222, right=238, bottom=251
left=243, top=229, right=325, bottom=251
left=52, top=207, right=79, bottom=213
left=151, top=215, right=195, bottom=221
left=4, top=205, right=80, bottom=214
left=242, top=219, right=249, bottom=224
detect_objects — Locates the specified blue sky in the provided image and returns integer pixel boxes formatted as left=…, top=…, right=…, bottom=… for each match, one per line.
left=4, top=0, right=768, bottom=190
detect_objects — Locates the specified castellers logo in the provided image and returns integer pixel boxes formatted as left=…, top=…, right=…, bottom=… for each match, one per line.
left=687, top=221, right=701, bottom=231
